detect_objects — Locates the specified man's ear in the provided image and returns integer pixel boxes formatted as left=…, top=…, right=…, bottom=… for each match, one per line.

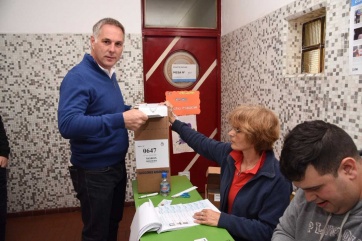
left=90, top=36, right=95, bottom=49
left=339, top=157, right=357, bottom=179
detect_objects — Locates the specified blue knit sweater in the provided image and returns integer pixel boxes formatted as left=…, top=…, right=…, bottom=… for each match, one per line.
left=171, top=119, right=292, bottom=241
left=58, top=54, right=131, bottom=169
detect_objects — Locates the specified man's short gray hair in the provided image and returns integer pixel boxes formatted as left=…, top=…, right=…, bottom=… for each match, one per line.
left=92, top=18, right=125, bottom=39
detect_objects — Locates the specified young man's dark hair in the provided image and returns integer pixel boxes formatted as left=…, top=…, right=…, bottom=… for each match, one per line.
left=280, top=120, right=359, bottom=182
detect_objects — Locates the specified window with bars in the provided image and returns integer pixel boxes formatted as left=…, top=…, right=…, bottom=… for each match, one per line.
left=301, top=16, right=326, bottom=74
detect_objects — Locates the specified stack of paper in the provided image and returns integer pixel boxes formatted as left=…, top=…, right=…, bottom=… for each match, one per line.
left=129, top=199, right=219, bottom=241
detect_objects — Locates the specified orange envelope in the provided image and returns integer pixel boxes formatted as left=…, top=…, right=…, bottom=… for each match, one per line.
left=165, top=91, right=200, bottom=116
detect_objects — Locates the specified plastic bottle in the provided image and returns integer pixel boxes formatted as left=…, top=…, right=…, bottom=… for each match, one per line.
left=160, top=172, right=170, bottom=197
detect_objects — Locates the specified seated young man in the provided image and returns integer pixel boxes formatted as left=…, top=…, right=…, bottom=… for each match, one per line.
left=272, top=120, right=362, bottom=241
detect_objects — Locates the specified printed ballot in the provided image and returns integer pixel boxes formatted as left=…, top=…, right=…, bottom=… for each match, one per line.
left=129, top=199, right=219, bottom=241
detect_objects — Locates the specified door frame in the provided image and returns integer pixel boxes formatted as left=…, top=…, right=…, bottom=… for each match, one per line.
left=141, top=0, right=222, bottom=190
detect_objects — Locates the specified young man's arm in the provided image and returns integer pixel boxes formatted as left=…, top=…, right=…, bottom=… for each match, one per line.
left=272, top=190, right=304, bottom=241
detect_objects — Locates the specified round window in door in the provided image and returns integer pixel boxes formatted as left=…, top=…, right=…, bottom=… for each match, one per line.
left=163, top=50, right=199, bottom=88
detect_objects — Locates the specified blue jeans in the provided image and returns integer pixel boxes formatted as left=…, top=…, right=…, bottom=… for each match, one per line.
left=69, top=162, right=127, bottom=241
left=0, top=167, right=7, bottom=241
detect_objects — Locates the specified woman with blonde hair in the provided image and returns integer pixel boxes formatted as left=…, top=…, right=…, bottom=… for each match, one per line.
left=165, top=103, right=292, bottom=241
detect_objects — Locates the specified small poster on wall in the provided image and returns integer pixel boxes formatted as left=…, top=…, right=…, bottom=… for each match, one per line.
left=349, top=0, right=362, bottom=74
left=172, top=115, right=197, bottom=154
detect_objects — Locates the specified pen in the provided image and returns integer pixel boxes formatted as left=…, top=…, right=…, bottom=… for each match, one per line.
left=138, top=192, right=158, bottom=199
left=171, top=186, right=198, bottom=198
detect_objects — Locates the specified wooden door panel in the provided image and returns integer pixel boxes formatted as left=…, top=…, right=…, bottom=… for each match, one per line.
left=143, top=36, right=220, bottom=190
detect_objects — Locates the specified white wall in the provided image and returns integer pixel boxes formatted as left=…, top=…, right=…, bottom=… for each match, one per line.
left=221, top=0, right=296, bottom=35
left=0, top=0, right=141, bottom=34
left=2, top=0, right=301, bottom=35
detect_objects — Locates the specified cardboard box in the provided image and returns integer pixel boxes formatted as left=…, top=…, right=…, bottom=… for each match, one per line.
left=206, top=166, right=221, bottom=190
left=135, top=104, right=171, bottom=193
left=207, top=188, right=221, bottom=209
left=205, top=166, right=221, bottom=209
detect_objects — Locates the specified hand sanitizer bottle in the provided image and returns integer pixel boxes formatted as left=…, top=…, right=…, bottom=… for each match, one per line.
left=160, top=172, right=170, bottom=197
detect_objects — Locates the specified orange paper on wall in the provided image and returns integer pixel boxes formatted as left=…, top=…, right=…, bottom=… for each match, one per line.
left=165, top=91, right=200, bottom=116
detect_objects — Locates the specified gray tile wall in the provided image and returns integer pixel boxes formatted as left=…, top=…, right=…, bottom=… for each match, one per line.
left=221, top=0, right=362, bottom=157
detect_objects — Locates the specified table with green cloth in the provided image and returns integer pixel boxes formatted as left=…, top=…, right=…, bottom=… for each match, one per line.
left=132, top=175, right=234, bottom=241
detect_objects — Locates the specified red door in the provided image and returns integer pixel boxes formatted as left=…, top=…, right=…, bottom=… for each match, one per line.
left=142, top=35, right=221, bottom=190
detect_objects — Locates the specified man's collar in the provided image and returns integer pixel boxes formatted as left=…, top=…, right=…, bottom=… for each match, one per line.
left=98, top=64, right=115, bottom=78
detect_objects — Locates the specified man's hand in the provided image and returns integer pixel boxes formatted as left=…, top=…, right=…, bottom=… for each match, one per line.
left=123, top=109, right=148, bottom=131
left=0, top=156, right=8, bottom=168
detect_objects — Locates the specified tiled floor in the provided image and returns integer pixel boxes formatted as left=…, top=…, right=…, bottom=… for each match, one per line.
left=5, top=205, right=136, bottom=241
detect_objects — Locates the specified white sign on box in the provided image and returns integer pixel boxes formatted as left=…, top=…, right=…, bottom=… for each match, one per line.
left=214, top=193, right=220, bottom=202
left=135, top=139, right=169, bottom=169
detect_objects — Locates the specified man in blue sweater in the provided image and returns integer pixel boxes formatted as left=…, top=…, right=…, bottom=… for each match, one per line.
left=58, top=18, right=148, bottom=241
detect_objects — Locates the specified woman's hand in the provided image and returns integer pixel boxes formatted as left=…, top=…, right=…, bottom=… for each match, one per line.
left=161, top=101, right=177, bottom=124
left=193, top=209, right=220, bottom=227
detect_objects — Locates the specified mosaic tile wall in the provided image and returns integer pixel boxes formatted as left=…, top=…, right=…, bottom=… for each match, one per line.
left=1, top=0, right=362, bottom=214
left=221, top=0, right=362, bottom=157
left=0, top=33, right=144, bottom=213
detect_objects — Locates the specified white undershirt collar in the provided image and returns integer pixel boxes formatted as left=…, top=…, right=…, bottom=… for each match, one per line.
left=98, top=64, right=115, bottom=79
